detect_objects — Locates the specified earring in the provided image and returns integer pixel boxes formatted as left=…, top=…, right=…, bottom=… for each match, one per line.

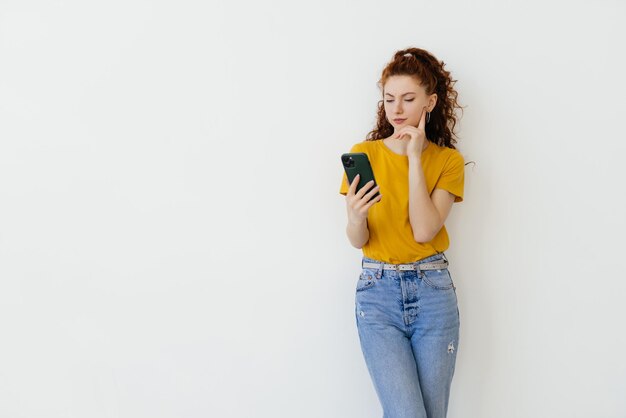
left=426, top=111, right=431, bottom=123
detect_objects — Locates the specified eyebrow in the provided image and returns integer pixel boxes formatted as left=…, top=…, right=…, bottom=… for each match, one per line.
left=384, top=92, right=416, bottom=97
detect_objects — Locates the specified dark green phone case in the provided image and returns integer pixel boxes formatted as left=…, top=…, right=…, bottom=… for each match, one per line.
left=341, top=152, right=381, bottom=202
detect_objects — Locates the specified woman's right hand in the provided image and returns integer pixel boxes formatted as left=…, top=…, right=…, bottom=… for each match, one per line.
left=345, top=174, right=382, bottom=224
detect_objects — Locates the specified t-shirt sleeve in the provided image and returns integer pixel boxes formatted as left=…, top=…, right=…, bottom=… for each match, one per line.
left=339, top=143, right=361, bottom=195
left=434, top=151, right=465, bottom=202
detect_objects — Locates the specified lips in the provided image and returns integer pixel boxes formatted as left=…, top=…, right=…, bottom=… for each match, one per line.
left=393, top=118, right=406, bottom=123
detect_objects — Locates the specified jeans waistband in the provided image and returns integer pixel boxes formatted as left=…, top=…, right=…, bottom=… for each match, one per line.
left=363, top=252, right=447, bottom=265
left=361, top=252, right=448, bottom=272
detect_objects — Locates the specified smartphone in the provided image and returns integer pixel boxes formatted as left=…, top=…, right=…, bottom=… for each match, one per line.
left=341, top=152, right=381, bottom=202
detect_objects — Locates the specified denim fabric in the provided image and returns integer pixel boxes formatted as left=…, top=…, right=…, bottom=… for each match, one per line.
left=355, top=252, right=460, bottom=418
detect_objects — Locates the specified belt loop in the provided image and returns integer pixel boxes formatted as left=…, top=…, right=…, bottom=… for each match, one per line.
left=376, top=260, right=383, bottom=279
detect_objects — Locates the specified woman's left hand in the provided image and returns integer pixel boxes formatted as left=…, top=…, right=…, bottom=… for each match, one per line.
left=394, top=107, right=428, bottom=158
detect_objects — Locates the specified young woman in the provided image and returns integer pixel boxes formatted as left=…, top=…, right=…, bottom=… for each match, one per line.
left=339, top=47, right=467, bottom=418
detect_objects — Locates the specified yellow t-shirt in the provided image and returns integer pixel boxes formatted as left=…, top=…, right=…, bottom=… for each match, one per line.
left=339, top=139, right=465, bottom=264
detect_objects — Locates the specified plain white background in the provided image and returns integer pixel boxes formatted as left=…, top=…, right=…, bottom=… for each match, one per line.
left=1, top=0, right=625, bottom=417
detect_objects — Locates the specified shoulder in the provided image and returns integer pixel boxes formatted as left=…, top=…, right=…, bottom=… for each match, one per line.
left=349, top=139, right=376, bottom=152
left=444, top=147, right=465, bottom=167
left=443, top=146, right=464, bottom=161
left=347, top=140, right=380, bottom=159
left=431, top=143, right=464, bottom=166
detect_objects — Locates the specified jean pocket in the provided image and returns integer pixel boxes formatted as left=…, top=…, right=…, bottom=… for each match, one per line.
left=420, top=268, right=455, bottom=290
left=356, top=269, right=377, bottom=292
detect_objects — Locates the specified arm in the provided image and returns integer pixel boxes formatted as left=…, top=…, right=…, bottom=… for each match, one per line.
left=342, top=173, right=379, bottom=249
left=346, top=218, right=369, bottom=249
left=408, top=156, right=456, bottom=243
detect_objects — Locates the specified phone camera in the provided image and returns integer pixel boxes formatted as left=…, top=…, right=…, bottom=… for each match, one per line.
left=342, top=155, right=355, bottom=168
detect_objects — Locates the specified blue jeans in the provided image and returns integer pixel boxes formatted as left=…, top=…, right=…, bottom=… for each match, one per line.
left=355, top=252, right=460, bottom=418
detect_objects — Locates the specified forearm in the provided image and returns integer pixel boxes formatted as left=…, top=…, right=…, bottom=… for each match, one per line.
left=346, top=219, right=369, bottom=249
left=408, top=156, right=441, bottom=242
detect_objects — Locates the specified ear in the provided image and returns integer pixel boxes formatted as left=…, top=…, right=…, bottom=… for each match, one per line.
left=428, top=93, right=437, bottom=111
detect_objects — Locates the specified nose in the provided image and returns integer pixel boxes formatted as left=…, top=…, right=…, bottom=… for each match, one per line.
left=394, top=101, right=403, bottom=115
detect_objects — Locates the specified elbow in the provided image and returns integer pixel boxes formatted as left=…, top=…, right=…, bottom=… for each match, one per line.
left=351, top=242, right=366, bottom=250
left=413, top=233, right=430, bottom=244
left=413, top=226, right=435, bottom=244
left=352, top=237, right=369, bottom=249
left=347, top=236, right=368, bottom=249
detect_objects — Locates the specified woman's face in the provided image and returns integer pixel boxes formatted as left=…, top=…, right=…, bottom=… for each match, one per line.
left=383, top=75, right=437, bottom=132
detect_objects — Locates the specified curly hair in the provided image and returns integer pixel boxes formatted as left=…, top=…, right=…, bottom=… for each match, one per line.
left=365, top=47, right=466, bottom=150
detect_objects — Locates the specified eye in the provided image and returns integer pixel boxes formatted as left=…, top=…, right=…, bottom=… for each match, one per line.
left=385, top=100, right=393, bottom=103
left=406, top=99, right=414, bottom=102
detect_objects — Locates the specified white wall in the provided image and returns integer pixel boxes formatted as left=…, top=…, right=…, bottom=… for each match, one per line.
left=1, top=0, right=625, bottom=417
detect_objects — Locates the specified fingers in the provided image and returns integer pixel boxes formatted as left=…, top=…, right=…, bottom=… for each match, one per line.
left=418, top=107, right=427, bottom=129
left=354, top=183, right=380, bottom=212
left=348, top=173, right=360, bottom=195
left=348, top=174, right=376, bottom=199
left=363, top=192, right=382, bottom=209
left=355, top=180, right=376, bottom=200
left=347, top=175, right=381, bottom=208
left=362, top=183, right=380, bottom=202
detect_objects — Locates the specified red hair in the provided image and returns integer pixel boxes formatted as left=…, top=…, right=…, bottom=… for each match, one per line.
left=366, top=47, right=466, bottom=150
